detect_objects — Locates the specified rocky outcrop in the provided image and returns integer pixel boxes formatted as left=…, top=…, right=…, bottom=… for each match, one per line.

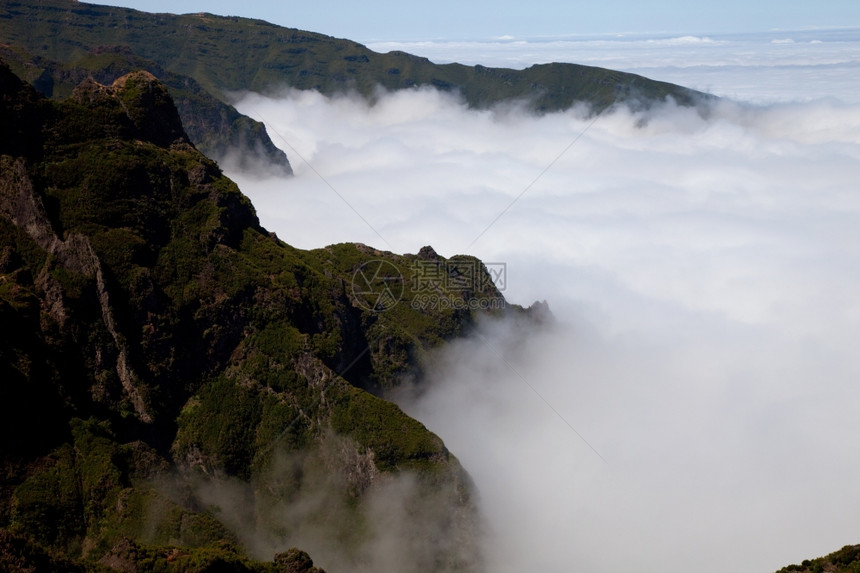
left=0, top=44, right=292, bottom=174
left=0, top=76, right=176, bottom=424
left=274, top=548, right=326, bottom=573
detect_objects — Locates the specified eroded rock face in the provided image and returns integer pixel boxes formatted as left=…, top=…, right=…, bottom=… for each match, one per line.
left=0, top=155, right=152, bottom=422
left=1, top=62, right=496, bottom=571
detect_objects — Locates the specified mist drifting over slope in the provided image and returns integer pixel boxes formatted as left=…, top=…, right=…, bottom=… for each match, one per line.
left=225, top=40, right=860, bottom=573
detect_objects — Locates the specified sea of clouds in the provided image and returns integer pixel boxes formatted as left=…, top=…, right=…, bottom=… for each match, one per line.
left=368, top=28, right=860, bottom=103
left=225, top=30, right=860, bottom=573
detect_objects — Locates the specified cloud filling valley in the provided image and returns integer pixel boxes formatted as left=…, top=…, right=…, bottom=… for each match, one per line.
left=223, top=61, right=860, bottom=573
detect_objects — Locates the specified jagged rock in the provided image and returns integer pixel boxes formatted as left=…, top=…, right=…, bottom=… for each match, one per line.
left=526, top=299, right=554, bottom=324
left=418, top=245, right=439, bottom=260
left=274, top=548, right=326, bottom=573
left=98, top=538, right=140, bottom=573
left=112, top=71, right=190, bottom=148
left=0, top=44, right=292, bottom=173
left=0, top=155, right=152, bottom=423
left=70, top=71, right=191, bottom=149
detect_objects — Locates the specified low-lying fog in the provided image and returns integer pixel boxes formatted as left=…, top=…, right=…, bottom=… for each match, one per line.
left=224, top=46, right=860, bottom=573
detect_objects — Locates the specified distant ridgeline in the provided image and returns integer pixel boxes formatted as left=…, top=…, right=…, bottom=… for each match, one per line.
left=0, top=59, right=549, bottom=571
left=776, top=545, right=860, bottom=573
left=0, top=0, right=710, bottom=171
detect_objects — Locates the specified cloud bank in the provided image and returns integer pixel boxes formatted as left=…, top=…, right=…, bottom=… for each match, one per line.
left=367, top=28, right=860, bottom=103
left=227, top=83, right=860, bottom=573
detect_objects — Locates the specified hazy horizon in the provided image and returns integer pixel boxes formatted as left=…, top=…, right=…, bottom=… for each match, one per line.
left=368, top=28, right=860, bottom=104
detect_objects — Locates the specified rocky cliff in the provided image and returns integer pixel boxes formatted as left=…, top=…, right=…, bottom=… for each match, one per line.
left=0, top=61, right=531, bottom=572
left=0, top=43, right=292, bottom=175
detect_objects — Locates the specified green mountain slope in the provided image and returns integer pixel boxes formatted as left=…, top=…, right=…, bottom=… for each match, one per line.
left=1, top=0, right=709, bottom=113
left=0, top=39, right=292, bottom=174
left=776, top=545, right=860, bottom=573
left=0, top=60, right=533, bottom=571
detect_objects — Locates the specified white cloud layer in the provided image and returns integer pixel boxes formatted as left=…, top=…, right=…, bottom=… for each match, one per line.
left=367, top=28, right=860, bottom=103
left=227, top=66, right=860, bottom=572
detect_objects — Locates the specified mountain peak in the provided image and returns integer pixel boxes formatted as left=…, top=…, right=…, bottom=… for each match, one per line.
left=69, top=70, right=191, bottom=148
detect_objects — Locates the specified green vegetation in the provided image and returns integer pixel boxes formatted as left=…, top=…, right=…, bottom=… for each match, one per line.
left=0, top=61, right=522, bottom=570
left=0, top=0, right=709, bottom=115
left=329, top=385, right=444, bottom=472
left=777, top=545, right=860, bottom=573
left=0, top=39, right=291, bottom=172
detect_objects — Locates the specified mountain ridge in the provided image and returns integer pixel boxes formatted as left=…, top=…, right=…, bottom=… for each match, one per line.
left=0, top=0, right=716, bottom=188
left=0, top=41, right=294, bottom=174
left=1, top=0, right=712, bottom=111
left=0, top=60, right=534, bottom=571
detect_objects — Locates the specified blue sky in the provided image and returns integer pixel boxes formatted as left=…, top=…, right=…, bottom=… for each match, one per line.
left=87, top=0, right=860, bottom=41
